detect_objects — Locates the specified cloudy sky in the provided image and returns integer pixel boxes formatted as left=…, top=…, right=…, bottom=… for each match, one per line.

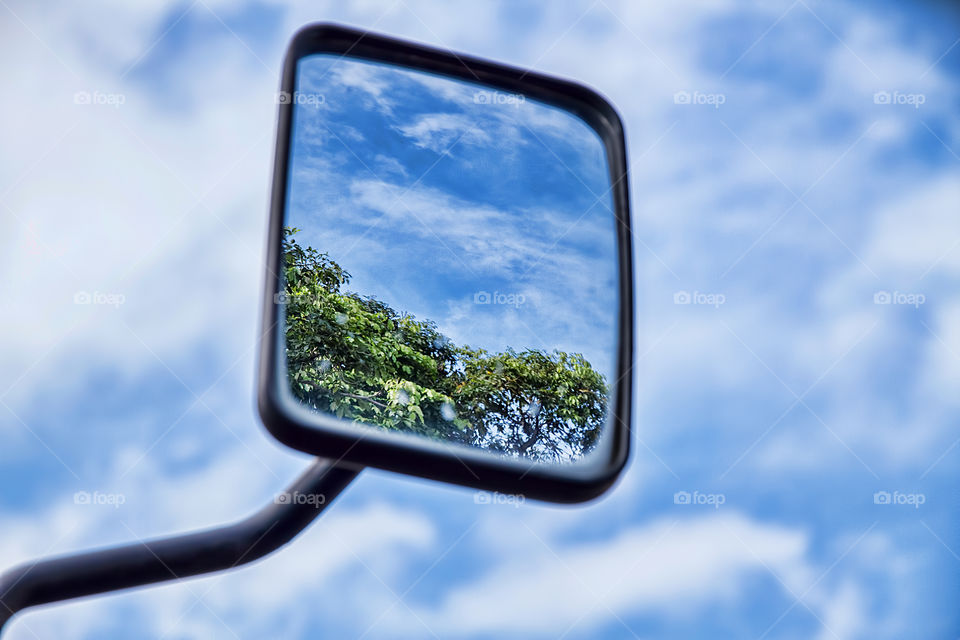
left=284, top=53, right=620, bottom=447
left=1, top=1, right=958, bottom=638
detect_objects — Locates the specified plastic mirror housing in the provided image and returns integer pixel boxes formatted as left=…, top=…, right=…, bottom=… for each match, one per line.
left=258, top=23, right=634, bottom=503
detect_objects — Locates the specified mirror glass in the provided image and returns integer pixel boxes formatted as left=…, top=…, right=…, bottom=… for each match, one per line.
left=279, top=54, right=619, bottom=464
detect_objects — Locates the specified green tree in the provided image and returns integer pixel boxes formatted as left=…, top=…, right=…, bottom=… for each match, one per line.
left=455, top=348, right=607, bottom=460
left=281, top=228, right=607, bottom=462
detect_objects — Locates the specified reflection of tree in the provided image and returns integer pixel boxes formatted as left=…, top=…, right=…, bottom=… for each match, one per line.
left=282, top=228, right=607, bottom=462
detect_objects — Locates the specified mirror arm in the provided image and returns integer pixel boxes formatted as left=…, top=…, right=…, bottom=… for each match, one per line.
left=0, top=458, right=360, bottom=634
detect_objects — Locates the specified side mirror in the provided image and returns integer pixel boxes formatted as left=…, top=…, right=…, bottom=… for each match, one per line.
left=0, top=24, right=637, bottom=631
left=258, top=24, right=634, bottom=503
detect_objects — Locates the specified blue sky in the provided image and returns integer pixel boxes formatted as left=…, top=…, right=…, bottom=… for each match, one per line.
left=0, top=1, right=958, bottom=639
left=286, top=54, right=617, bottom=359
left=284, top=53, right=620, bottom=443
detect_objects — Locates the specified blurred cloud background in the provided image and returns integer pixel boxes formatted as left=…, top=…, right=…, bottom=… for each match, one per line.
left=0, top=1, right=958, bottom=638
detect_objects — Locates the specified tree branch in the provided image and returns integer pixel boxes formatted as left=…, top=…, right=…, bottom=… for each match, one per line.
left=337, top=391, right=388, bottom=409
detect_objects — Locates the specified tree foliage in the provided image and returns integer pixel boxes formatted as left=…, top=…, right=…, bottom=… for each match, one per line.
left=281, top=228, right=607, bottom=462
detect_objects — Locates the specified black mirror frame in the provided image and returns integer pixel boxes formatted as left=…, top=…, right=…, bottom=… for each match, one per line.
left=258, top=23, right=634, bottom=503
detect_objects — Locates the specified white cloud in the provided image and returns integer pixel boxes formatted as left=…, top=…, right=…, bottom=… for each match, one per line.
left=920, top=301, right=960, bottom=411
left=416, top=512, right=809, bottom=636
left=373, top=153, right=408, bottom=177
left=5, top=497, right=436, bottom=640
left=816, top=580, right=868, bottom=640
left=0, top=1, right=957, bottom=638
left=1, top=432, right=436, bottom=639
left=396, top=112, right=492, bottom=153
left=864, top=173, right=960, bottom=277
left=340, top=177, right=618, bottom=372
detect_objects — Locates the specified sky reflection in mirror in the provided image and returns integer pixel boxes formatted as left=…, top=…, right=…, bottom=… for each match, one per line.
left=282, top=54, right=618, bottom=463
